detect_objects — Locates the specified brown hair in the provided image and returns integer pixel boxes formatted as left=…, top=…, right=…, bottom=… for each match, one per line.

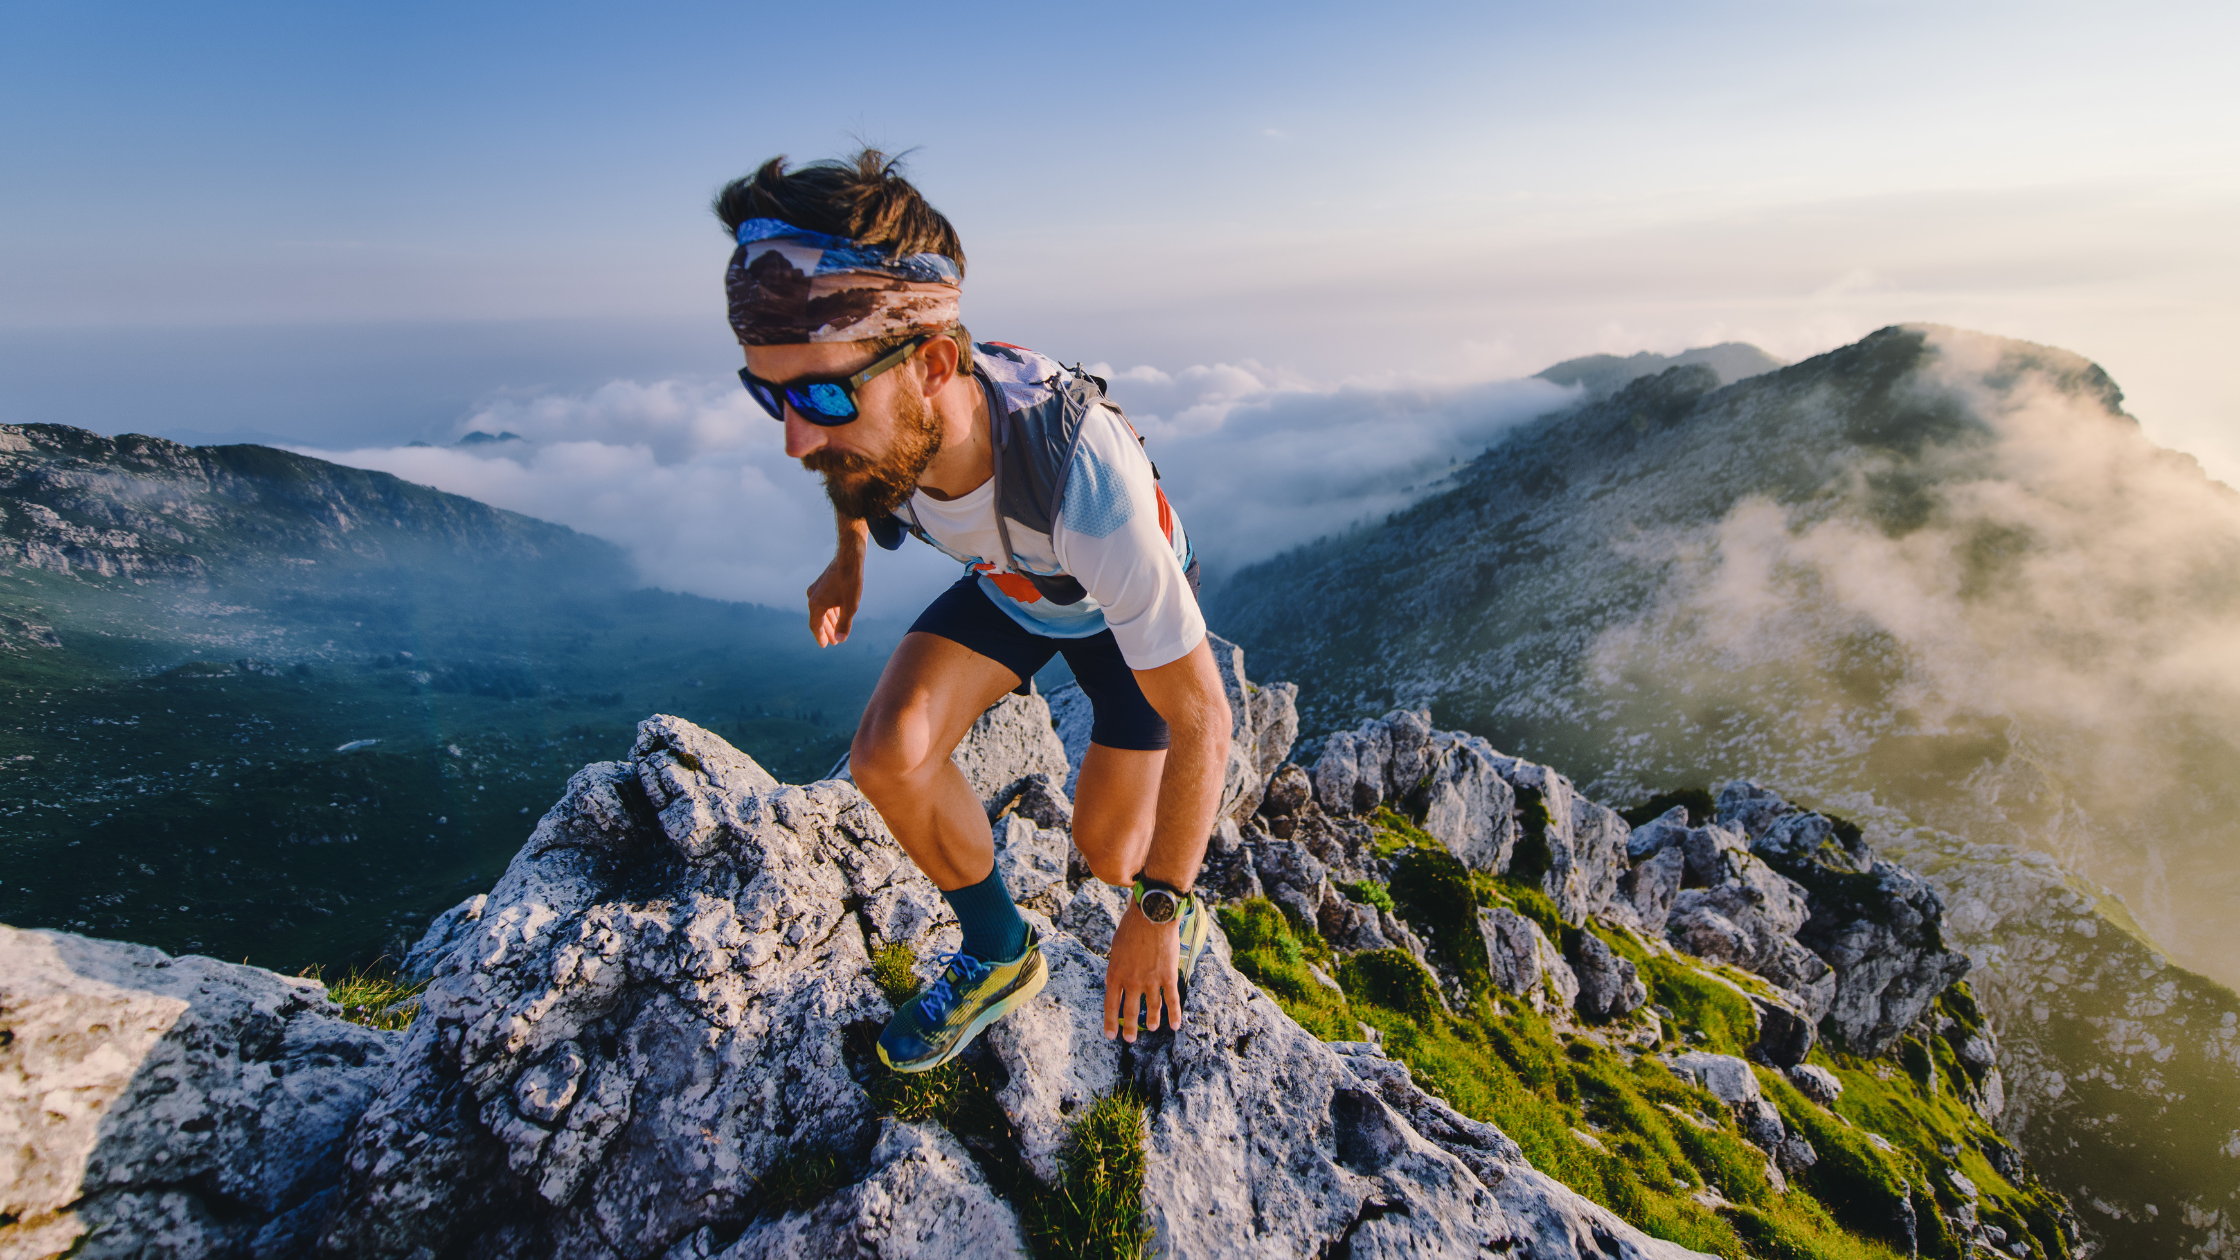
left=712, top=148, right=966, bottom=276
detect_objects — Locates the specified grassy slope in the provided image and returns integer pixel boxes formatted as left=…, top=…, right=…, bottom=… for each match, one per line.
left=1217, top=814, right=2077, bottom=1260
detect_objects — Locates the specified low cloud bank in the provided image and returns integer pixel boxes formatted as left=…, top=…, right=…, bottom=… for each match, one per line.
left=1098, top=365, right=1573, bottom=580
left=306, top=363, right=1574, bottom=615
left=1586, top=327, right=2240, bottom=978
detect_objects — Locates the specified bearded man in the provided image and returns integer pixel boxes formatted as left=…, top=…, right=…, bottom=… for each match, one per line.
left=716, top=151, right=1231, bottom=1070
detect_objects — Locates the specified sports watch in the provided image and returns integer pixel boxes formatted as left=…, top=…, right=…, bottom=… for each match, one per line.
left=1131, top=877, right=1187, bottom=925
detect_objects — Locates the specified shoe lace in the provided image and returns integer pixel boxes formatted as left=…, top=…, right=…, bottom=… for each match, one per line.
left=918, top=951, right=988, bottom=1022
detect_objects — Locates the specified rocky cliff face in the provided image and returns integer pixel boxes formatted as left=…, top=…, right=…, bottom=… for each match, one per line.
left=3, top=646, right=2079, bottom=1259
left=1212, top=324, right=2240, bottom=1257
left=0, top=424, right=625, bottom=582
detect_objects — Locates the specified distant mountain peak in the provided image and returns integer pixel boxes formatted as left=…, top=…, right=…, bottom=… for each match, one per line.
left=1535, top=342, right=1785, bottom=402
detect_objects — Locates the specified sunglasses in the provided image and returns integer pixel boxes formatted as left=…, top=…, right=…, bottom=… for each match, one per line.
left=737, top=335, right=931, bottom=426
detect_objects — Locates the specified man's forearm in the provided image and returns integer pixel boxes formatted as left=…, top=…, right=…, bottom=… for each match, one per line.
left=835, top=510, right=869, bottom=560
left=1133, top=640, right=1232, bottom=891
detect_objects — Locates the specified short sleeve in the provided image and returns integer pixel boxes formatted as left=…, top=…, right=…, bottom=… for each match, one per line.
left=1053, top=407, right=1205, bottom=670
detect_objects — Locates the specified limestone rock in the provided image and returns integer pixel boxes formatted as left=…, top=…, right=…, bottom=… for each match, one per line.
left=1717, top=786, right=1972, bottom=1057
left=1055, top=880, right=1127, bottom=956
left=1712, top=780, right=1795, bottom=841
left=1795, top=859, right=1972, bottom=1057
left=319, top=744, right=920, bottom=1258
left=675, top=1121, right=1027, bottom=1260
left=948, top=690, right=1071, bottom=811
left=1486, top=755, right=1626, bottom=926
left=1043, top=681, right=1094, bottom=797
left=1567, top=931, right=1647, bottom=1021
left=1312, top=729, right=1365, bottom=815
left=1668, top=1051, right=1761, bottom=1107
left=1626, top=805, right=1690, bottom=861
left=1206, top=632, right=1302, bottom=821
left=1419, top=734, right=1519, bottom=872
left=1480, top=906, right=1550, bottom=998
left=991, top=772, right=1074, bottom=833
left=1788, top=1063, right=1843, bottom=1106
left=1258, top=761, right=1313, bottom=820
left=993, top=815, right=1070, bottom=917
left=1617, top=846, right=1685, bottom=934
left=0, top=925, right=399, bottom=1260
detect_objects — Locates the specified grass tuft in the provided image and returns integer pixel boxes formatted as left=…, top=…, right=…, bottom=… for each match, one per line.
left=750, top=1143, right=860, bottom=1219
left=1023, top=1092, right=1153, bottom=1260
left=870, top=941, right=920, bottom=1006
left=1338, top=877, right=1394, bottom=912
left=305, top=963, right=427, bottom=1031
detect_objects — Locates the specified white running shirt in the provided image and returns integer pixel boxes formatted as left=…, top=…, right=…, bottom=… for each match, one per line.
left=901, top=350, right=1203, bottom=671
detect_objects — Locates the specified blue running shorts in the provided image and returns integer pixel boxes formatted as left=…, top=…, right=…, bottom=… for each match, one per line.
left=908, top=568, right=1199, bottom=752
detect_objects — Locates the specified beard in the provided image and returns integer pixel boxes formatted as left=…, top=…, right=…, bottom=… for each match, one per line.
left=802, top=385, right=944, bottom=521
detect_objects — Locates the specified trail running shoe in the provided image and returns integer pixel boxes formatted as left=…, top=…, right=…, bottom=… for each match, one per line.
left=877, top=931, right=1048, bottom=1074
left=1177, top=891, right=1212, bottom=984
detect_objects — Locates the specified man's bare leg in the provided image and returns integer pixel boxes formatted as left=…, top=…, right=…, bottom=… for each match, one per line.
left=1071, top=743, right=1165, bottom=887
left=849, top=632, right=1024, bottom=891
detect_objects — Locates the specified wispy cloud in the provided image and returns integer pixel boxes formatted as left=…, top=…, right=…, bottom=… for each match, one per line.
left=305, top=363, right=1576, bottom=614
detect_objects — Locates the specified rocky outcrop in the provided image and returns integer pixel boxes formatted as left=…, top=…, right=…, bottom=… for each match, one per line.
left=1567, top=931, right=1647, bottom=1021
left=0, top=926, right=399, bottom=1259
left=948, top=693, right=1072, bottom=809
left=1664, top=1052, right=1818, bottom=1183
left=1716, top=781, right=1971, bottom=1056
left=0, top=702, right=1717, bottom=1259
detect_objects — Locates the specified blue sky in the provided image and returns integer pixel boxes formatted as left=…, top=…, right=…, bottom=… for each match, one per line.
left=3, top=1, right=2236, bottom=605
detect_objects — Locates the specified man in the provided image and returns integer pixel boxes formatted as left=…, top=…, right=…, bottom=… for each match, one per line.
left=715, top=151, right=1232, bottom=1071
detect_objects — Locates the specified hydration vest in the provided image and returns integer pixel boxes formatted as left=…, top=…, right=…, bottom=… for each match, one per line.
left=870, top=342, right=1176, bottom=607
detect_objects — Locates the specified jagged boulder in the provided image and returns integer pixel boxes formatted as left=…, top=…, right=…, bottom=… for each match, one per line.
left=1567, top=931, right=1647, bottom=1021
left=1788, top=1063, right=1842, bottom=1107
left=1666, top=1052, right=1816, bottom=1179
left=1311, top=716, right=1519, bottom=867
left=994, top=814, right=1070, bottom=918
left=664, top=1120, right=1025, bottom=1259
left=1716, top=782, right=1971, bottom=1056
left=1484, top=755, right=1628, bottom=926
left=947, top=691, right=1072, bottom=809
left=0, top=926, right=399, bottom=1259
left=1615, top=846, right=1685, bottom=934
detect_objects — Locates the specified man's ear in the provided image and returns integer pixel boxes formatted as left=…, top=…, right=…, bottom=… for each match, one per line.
left=915, top=333, right=961, bottom=397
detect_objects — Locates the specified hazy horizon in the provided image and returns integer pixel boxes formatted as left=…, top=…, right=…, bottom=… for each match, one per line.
left=3, top=2, right=2235, bottom=490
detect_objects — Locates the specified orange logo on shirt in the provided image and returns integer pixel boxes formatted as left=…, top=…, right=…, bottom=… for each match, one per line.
left=974, top=562, right=1042, bottom=604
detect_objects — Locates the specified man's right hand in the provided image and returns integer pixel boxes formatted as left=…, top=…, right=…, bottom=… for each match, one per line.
left=807, top=554, right=862, bottom=646
left=809, top=513, right=872, bottom=647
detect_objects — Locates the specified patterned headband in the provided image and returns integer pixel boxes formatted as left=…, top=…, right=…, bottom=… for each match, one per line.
left=725, top=218, right=962, bottom=346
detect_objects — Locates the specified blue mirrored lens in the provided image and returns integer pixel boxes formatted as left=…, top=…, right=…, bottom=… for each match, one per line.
left=794, top=382, right=857, bottom=419
left=737, top=369, right=785, bottom=421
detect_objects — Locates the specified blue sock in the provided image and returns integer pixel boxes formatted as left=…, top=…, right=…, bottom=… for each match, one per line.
left=941, top=867, right=1030, bottom=963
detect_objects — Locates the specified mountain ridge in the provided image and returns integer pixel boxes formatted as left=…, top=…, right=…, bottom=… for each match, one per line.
left=1210, top=322, right=2240, bottom=1257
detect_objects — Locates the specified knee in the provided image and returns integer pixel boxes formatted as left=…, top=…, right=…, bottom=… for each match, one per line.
left=1071, top=833, right=1133, bottom=888
left=848, top=722, right=931, bottom=795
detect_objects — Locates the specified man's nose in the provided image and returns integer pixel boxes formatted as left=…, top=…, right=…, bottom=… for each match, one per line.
left=783, top=409, right=828, bottom=459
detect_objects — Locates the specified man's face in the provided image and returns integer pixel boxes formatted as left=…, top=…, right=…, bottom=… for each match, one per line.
left=746, top=341, right=942, bottom=520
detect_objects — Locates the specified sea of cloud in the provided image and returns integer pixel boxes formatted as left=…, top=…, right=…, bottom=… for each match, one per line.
left=300, top=363, right=1575, bottom=621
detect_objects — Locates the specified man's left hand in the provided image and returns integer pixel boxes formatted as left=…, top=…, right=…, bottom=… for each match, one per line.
left=1103, top=903, right=1182, bottom=1042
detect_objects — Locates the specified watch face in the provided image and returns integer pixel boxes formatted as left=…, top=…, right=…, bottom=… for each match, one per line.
left=1140, top=888, right=1180, bottom=924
